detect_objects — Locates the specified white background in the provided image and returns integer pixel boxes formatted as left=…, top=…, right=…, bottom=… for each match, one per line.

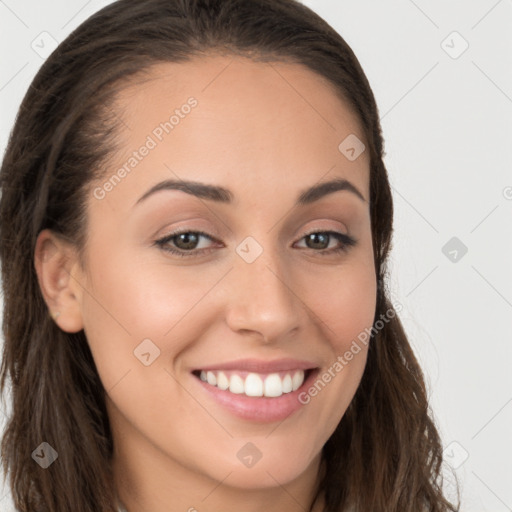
left=1, top=1, right=511, bottom=510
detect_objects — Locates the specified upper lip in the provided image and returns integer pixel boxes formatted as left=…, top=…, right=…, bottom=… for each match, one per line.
left=193, top=358, right=318, bottom=373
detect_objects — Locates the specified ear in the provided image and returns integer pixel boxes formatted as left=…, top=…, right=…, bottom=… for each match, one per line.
left=34, top=229, right=85, bottom=333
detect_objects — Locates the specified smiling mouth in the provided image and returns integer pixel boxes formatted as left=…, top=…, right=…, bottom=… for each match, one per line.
left=192, top=369, right=314, bottom=398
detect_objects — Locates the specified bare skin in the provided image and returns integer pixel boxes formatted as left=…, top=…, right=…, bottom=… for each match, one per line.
left=35, top=54, right=376, bottom=512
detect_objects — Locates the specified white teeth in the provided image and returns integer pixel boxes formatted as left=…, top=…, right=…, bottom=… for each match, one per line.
left=197, top=369, right=306, bottom=397
left=282, top=374, right=293, bottom=393
left=229, top=374, right=245, bottom=394
left=292, top=371, right=303, bottom=391
left=264, top=373, right=283, bottom=397
left=206, top=371, right=217, bottom=386
left=217, top=371, right=229, bottom=390
left=244, top=373, right=264, bottom=397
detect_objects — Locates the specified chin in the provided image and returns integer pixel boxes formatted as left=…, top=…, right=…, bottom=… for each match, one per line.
left=200, top=445, right=321, bottom=490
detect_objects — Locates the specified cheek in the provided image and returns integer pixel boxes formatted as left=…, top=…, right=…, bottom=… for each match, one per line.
left=287, top=261, right=376, bottom=455
left=306, top=260, right=377, bottom=352
left=84, top=246, right=215, bottom=337
left=79, top=250, right=242, bottom=414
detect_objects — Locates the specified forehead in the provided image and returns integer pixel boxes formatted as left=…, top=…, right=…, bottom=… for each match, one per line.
left=97, top=55, right=369, bottom=210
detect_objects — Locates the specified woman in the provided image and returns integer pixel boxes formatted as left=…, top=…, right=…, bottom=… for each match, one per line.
left=0, top=0, right=460, bottom=511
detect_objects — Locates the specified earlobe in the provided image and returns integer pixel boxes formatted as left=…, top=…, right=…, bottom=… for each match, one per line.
left=34, top=229, right=85, bottom=333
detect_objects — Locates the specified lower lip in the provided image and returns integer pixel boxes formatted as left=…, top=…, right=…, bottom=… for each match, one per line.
left=192, top=369, right=319, bottom=423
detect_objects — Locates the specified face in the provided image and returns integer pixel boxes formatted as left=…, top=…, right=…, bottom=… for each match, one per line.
left=38, top=55, right=376, bottom=504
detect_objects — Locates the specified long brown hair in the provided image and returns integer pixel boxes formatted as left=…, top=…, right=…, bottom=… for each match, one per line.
left=0, top=0, right=460, bottom=510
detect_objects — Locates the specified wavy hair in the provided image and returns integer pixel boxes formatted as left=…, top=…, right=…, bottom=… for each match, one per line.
left=0, top=0, right=460, bottom=510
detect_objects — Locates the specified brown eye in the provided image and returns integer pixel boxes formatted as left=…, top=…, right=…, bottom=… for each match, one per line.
left=173, top=232, right=201, bottom=250
left=304, top=232, right=330, bottom=250
left=154, top=229, right=357, bottom=259
left=154, top=230, right=218, bottom=257
left=295, top=230, right=357, bottom=256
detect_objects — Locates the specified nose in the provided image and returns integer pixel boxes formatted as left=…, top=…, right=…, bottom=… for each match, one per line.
left=223, top=243, right=304, bottom=344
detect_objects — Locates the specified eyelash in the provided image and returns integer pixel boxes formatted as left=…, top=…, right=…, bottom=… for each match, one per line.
left=154, top=228, right=357, bottom=258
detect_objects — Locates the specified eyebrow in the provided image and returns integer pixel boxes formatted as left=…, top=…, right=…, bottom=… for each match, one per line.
left=134, top=177, right=366, bottom=207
